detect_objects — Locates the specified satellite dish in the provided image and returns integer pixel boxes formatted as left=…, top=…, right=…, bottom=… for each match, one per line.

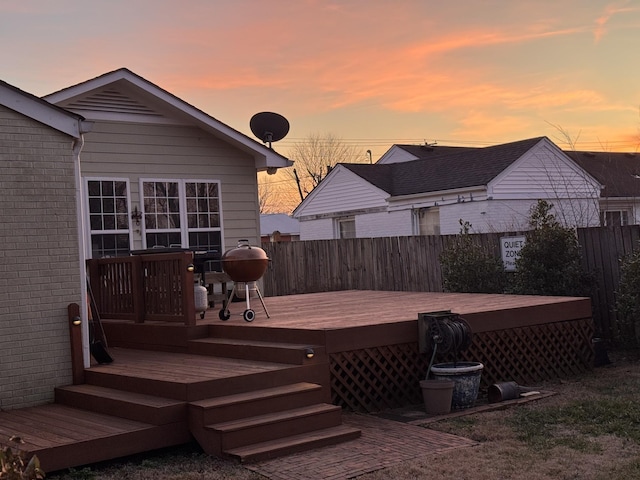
left=250, top=112, right=290, bottom=148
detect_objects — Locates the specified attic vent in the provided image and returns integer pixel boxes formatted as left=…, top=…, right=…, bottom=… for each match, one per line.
left=66, top=88, right=163, bottom=117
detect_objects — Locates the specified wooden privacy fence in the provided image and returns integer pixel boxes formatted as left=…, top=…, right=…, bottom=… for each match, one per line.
left=577, top=226, right=640, bottom=339
left=87, top=251, right=196, bottom=325
left=262, top=225, right=640, bottom=340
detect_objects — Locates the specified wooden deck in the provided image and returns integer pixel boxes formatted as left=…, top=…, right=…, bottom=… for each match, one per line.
left=1, top=290, right=594, bottom=473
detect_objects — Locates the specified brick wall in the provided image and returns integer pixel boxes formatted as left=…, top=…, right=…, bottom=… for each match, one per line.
left=0, top=106, right=80, bottom=409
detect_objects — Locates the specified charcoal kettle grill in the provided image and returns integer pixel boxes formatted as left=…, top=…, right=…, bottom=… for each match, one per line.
left=218, top=240, right=270, bottom=322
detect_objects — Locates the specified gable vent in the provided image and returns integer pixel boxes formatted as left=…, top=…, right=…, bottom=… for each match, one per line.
left=65, top=88, right=164, bottom=117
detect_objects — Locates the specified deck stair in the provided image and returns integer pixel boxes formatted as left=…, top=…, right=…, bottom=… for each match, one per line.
left=54, top=384, right=187, bottom=425
left=188, top=337, right=325, bottom=364
left=186, top=327, right=359, bottom=462
left=188, top=382, right=360, bottom=463
left=188, top=323, right=327, bottom=365
left=44, top=324, right=359, bottom=469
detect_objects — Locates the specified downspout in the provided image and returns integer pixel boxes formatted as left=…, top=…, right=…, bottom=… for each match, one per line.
left=72, top=132, right=90, bottom=368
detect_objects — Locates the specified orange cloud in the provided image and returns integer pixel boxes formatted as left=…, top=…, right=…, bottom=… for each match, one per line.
left=593, top=1, right=640, bottom=43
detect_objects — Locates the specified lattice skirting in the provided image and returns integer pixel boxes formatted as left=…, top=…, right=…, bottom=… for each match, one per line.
left=329, top=318, right=595, bottom=412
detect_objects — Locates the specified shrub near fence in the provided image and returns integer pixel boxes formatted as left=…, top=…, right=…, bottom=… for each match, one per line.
left=261, top=225, right=640, bottom=341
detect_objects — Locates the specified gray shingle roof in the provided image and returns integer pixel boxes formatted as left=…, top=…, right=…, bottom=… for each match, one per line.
left=343, top=137, right=545, bottom=196
left=566, top=151, right=640, bottom=198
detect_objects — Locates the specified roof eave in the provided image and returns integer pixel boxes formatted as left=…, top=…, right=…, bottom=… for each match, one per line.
left=389, top=185, right=486, bottom=202
left=2, top=80, right=89, bottom=138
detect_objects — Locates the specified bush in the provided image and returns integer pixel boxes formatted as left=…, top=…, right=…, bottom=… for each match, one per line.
left=0, top=436, right=44, bottom=480
left=615, top=249, right=640, bottom=347
left=439, top=220, right=506, bottom=293
left=513, top=200, right=590, bottom=296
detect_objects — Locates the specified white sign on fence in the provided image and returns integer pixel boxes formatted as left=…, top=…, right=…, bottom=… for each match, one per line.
left=500, top=235, right=526, bottom=272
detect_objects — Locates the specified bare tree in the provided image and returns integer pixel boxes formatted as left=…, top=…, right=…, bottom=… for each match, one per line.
left=284, top=133, right=366, bottom=201
left=257, top=173, right=303, bottom=214
left=541, top=122, right=602, bottom=227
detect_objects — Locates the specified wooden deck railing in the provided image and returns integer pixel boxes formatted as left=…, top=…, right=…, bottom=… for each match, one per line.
left=87, top=252, right=196, bottom=326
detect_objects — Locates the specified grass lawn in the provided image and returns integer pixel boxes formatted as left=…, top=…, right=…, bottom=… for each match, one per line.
left=48, top=349, right=640, bottom=480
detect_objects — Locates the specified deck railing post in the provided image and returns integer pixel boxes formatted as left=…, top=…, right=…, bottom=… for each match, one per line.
left=67, top=302, right=85, bottom=385
left=131, top=256, right=145, bottom=323
left=182, top=252, right=196, bottom=326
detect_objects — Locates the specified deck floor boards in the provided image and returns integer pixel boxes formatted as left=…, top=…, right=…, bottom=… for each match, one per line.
left=211, top=290, right=588, bottom=330
left=0, top=404, right=153, bottom=449
left=87, top=348, right=294, bottom=382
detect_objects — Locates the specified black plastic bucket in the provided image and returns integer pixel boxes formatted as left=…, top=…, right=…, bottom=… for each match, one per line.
left=488, top=381, right=521, bottom=403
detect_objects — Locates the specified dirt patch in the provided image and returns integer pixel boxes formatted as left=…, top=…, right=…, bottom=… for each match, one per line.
left=361, top=350, right=640, bottom=480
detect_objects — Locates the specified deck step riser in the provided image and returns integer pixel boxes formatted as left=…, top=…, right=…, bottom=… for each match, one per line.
left=54, top=386, right=186, bottom=425
left=84, top=364, right=329, bottom=402
left=188, top=340, right=324, bottom=364
left=207, top=324, right=326, bottom=345
left=224, top=426, right=362, bottom=463
left=38, top=422, right=191, bottom=473
left=195, top=387, right=325, bottom=425
left=214, top=407, right=343, bottom=450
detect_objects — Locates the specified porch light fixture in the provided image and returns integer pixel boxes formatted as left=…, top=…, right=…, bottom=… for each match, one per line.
left=131, top=206, right=142, bottom=226
left=305, top=347, right=315, bottom=359
left=187, top=264, right=195, bottom=272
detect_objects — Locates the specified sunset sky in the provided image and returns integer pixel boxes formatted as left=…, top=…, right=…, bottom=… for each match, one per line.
left=3, top=1, right=640, bottom=211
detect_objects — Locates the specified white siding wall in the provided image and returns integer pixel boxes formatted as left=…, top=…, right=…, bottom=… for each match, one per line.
left=492, top=142, right=601, bottom=200
left=0, top=107, right=78, bottom=409
left=296, top=167, right=387, bottom=217
left=299, top=218, right=334, bottom=240
left=356, top=210, right=413, bottom=237
left=439, top=198, right=601, bottom=234
left=376, top=146, right=418, bottom=164
left=80, top=121, right=260, bottom=251
left=299, top=210, right=412, bottom=240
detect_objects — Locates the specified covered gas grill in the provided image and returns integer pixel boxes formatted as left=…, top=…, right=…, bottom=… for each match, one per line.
left=218, top=240, right=270, bottom=322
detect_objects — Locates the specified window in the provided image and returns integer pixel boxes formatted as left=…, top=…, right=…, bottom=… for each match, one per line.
left=414, top=207, right=440, bottom=235
left=336, top=217, right=356, bottom=239
left=601, top=210, right=629, bottom=227
left=87, top=179, right=131, bottom=258
left=141, top=179, right=222, bottom=253
left=142, top=181, right=182, bottom=248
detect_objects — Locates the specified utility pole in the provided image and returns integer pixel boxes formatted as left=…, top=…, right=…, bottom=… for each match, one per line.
left=293, top=168, right=304, bottom=202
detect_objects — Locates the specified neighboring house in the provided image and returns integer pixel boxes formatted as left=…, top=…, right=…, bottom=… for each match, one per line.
left=293, top=137, right=605, bottom=239
left=1, top=69, right=291, bottom=410
left=260, top=213, right=300, bottom=242
left=0, top=80, right=90, bottom=409
left=566, top=151, right=640, bottom=227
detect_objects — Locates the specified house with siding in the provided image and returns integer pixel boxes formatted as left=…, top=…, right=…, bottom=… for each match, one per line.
left=1, top=69, right=291, bottom=410
left=44, top=68, right=292, bottom=259
left=0, top=80, right=90, bottom=410
left=293, top=137, right=605, bottom=239
left=566, top=150, right=640, bottom=226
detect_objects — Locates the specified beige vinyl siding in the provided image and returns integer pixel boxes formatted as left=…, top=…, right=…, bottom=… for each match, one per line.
left=80, top=121, right=260, bottom=250
left=0, top=106, right=78, bottom=409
